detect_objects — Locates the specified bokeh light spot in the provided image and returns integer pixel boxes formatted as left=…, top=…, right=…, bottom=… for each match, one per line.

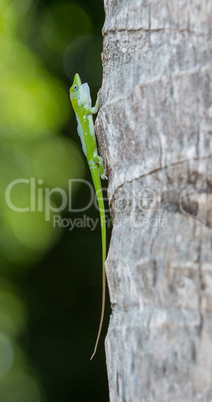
left=41, top=2, right=93, bottom=53
left=0, top=290, right=26, bottom=336
left=0, top=332, right=14, bottom=379
left=63, top=35, right=102, bottom=86
left=0, top=372, right=42, bottom=402
left=31, top=135, right=85, bottom=189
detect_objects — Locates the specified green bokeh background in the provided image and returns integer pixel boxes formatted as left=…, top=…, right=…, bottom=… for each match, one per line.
left=0, top=0, right=110, bottom=400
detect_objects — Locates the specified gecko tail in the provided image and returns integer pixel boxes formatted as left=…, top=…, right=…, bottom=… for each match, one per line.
left=90, top=346, right=97, bottom=361
left=90, top=267, right=106, bottom=360
left=89, top=168, right=106, bottom=360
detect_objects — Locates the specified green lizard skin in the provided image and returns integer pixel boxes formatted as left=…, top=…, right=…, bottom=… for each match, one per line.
left=70, top=74, right=107, bottom=359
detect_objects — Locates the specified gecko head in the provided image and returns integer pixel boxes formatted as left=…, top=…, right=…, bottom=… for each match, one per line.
left=70, top=73, right=82, bottom=100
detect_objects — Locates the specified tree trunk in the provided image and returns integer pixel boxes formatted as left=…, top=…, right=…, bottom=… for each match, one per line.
left=96, top=1, right=212, bottom=401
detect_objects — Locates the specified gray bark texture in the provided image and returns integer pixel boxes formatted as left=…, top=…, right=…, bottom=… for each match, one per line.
left=96, top=1, right=212, bottom=401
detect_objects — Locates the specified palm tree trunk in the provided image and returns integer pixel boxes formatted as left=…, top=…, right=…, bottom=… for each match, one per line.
left=96, top=1, right=212, bottom=400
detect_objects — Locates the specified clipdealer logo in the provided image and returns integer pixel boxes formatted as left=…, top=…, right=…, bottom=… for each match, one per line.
left=5, top=177, right=107, bottom=221
left=5, top=177, right=170, bottom=229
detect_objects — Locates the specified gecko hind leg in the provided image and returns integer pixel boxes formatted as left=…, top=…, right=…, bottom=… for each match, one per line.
left=92, top=155, right=107, bottom=180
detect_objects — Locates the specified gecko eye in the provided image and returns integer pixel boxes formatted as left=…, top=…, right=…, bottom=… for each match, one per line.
left=73, top=85, right=78, bottom=91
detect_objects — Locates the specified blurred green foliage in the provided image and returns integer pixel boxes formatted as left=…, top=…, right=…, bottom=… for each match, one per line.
left=0, top=0, right=86, bottom=265
left=0, top=0, right=107, bottom=401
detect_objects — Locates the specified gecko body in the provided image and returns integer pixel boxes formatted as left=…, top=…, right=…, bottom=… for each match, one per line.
left=70, top=74, right=107, bottom=359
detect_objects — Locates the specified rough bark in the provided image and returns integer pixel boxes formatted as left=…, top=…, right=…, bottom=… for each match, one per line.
left=96, top=1, right=212, bottom=401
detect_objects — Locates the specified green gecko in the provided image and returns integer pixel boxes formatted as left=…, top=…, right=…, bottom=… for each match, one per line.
left=69, top=73, right=107, bottom=360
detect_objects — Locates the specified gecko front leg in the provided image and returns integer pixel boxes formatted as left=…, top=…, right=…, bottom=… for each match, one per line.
left=85, top=97, right=99, bottom=115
